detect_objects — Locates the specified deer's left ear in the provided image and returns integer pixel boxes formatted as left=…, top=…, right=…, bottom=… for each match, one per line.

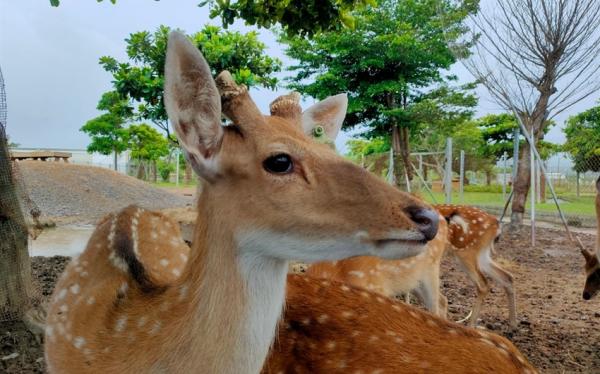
left=301, top=93, right=348, bottom=141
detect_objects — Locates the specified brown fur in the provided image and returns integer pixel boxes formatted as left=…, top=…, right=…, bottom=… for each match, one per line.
left=582, top=176, right=600, bottom=300
left=45, top=32, right=439, bottom=374
left=306, top=215, right=449, bottom=317
left=263, top=275, right=536, bottom=374
left=435, top=205, right=517, bottom=327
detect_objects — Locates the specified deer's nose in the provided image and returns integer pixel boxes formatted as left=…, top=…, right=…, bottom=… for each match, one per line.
left=583, top=291, right=591, bottom=300
left=404, top=206, right=439, bottom=242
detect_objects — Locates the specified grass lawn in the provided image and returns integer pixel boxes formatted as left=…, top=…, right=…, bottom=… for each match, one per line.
left=422, top=191, right=596, bottom=217
left=150, top=180, right=198, bottom=188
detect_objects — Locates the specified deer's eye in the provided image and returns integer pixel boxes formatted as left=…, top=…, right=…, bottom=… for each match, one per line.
left=263, top=153, right=293, bottom=174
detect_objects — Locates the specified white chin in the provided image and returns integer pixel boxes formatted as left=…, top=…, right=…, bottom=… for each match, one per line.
left=368, top=241, right=427, bottom=260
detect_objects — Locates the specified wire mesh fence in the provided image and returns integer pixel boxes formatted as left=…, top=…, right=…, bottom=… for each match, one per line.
left=0, top=67, right=42, bottom=323
left=362, top=139, right=599, bottom=231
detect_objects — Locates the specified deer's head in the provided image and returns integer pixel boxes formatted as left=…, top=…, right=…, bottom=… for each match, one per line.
left=582, top=249, right=600, bottom=300
left=164, top=32, right=438, bottom=263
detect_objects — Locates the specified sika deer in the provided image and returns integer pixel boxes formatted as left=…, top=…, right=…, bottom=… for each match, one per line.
left=581, top=175, right=600, bottom=300
left=436, top=205, right=517, bottom=328
left=44, top=32, right=439, bottom=374
left=76, top=205, right=536, bottom=374
left=306, top=213, right=449, bottom=317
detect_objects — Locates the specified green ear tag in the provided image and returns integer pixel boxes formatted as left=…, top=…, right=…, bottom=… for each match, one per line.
left=313, top=125, right=325, bottom=138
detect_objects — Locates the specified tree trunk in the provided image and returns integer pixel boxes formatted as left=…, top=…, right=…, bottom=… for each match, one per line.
left=136, top=160, right=146, bottom=180
left=510, top=115, right=545, bottom=228
left=184, top=162, right=192, bottom=184
left=113, top=150, right=118, bottom=171
left=0, top=132, right=32, bottom=320
left=152, top=160, right=157, bottom=183
left=485, top=170, right=492, bottom=186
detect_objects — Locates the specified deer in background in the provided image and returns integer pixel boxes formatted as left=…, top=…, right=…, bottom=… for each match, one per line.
left=306, top=214, right=449, bottom=317
left=44, top=32, right=442, bottom=374
left=581, top=175, right=600, bottom=300
left=436, top=204, right=517, bottom=328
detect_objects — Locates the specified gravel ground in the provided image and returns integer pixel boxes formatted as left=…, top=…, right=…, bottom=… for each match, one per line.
left=1, top=228, right=599, bottom=373
left=15, top=161, right=191, bottom=224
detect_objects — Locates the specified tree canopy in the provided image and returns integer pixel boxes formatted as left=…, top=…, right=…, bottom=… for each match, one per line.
left=80, top=91, right=131, bottom=169
left=564, top=104, right=600, bottom=173
left=98, top=25, right=281, bottom=136
left=49, top=0, right=373, bottom=37
left=281, top=0, right=477, bottom=180
left=128, top=123, right=170, bottom=162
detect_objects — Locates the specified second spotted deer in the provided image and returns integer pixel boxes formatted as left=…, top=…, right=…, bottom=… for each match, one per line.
left=437, top=204, right=517, bottom=327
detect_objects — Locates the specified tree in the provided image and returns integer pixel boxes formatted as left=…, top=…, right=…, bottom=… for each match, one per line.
left=127, top=123, right=170, bottom=182
left=564, top=104, right=600, bottom=173
left=0, top=66, right=32, bottom=323
left=476, top=114, right=559, bottom=163
left=282, top=0, right=477, bottom=185
left=459, top=0, right=600, bottom=226
left=80, top=91, right=131, bottom=171
left=98, top=25, right=281, bottom=137
left=49, top=0, right=373, bottom=37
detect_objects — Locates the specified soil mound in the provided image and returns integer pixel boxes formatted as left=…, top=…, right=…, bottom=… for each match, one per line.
left=16, top=161, right=190, bottom=224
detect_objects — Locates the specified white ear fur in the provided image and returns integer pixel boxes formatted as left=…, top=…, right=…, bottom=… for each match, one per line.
left=164, top=31, right=223, bottom=181
left=301, top=93, right=348, bottom=141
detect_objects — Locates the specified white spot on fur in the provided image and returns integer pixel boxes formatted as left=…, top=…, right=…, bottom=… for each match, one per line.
left=317, top=314, right=330, bottom=323
left=172, top=268, right=181, bottom=277
left=57, top=289, right=67, bottom=300
left=73, top=337, right=86, bottom=350
left=115, top=316, right=127, bottom=332
left=137, top=316, right=148, bottom=327
left=450, top=215, right=469, bottom=233
left=160, top=259, right=170, bottom=267
left=86, top=296, right=95, bottom=305
left=70, top=284, right=80, bottom=294
left=149, top=321, right=161, bottom=335
left=348, top=270, right=365, bottom=278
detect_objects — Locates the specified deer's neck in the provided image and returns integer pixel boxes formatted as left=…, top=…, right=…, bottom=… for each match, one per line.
left=165, top=200, right=288, bottom=373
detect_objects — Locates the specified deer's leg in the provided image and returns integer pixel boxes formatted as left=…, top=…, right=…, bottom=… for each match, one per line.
left=487, top=261, right=517, bottom=328
left=415, top=270, right=444, bottom=318
left=456, top=255, right=490, bottom=326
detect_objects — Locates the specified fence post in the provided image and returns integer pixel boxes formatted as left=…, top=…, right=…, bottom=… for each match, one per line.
left=459, top=150, right=465, bottom=203
left=418, top=154, right=423, bottom=190
left=445, top=138, right=452, bottom=204
left=502, top=152, right=507, bottom=202
left=530, top=136, right=536, bottom=247
left=175, top=149, right=180, bottom=187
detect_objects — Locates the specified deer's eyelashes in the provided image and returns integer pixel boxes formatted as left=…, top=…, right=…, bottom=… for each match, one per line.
left=263, top=153, right=294, bottom=174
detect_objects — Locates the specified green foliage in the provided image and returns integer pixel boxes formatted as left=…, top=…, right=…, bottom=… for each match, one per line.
left=564, top=104, right=600, bottom=172
left=80, top=91, right=131, bottom=156
left=475, top=113, right=559, bottom=161
left=50, top=0, right=372, bottom=37
left=157, top=159, right=175, bottom=182
left=127, top=124, right=169, bottom=161
left=81, top=114, right=130, bottom=155
left=98, top=25, right=281, bottom=135
left=346, top=137, right=390, bottom=159
left=282, top=0, right=478, bottom=146
left=203, top=0, right=375, bottom=36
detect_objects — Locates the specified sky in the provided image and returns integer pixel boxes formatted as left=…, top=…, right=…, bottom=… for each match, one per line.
left=1, top=0, right=598, bottom=154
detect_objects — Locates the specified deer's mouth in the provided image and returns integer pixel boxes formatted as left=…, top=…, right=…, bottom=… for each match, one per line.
left=374, top=238, right=428, bottom=248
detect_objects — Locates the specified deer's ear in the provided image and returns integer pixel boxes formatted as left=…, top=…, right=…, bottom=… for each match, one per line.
left=164, top=31, right=223, bottom=181
left=302, top=94, right=348, bottom=141
left=582, top=248, right=595, bottom=264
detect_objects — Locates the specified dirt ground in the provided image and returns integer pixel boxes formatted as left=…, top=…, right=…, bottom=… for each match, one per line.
left=1, top=227, right=599, bottom=373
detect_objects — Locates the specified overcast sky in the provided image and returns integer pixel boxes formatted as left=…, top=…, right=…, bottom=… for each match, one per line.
left=1, top=0, right=598, bottom=153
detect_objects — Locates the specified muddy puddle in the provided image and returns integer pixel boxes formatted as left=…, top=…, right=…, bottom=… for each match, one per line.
left=29, top=225, right=94, bottom=257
